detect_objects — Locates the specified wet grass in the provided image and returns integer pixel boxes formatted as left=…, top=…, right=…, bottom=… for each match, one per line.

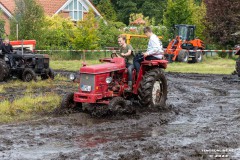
left=0, top=75, right=75, bottom=124
left=50, top=56, right=236, bottom=74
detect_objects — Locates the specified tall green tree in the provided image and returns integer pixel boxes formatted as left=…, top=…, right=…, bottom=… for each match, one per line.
left=163, top=0, right=206, bottom=40
left=10, top=0, right=45, bottom=42
left=97, top=0, right=117, bottom=21
left=0, top=11, right=5, bottom=38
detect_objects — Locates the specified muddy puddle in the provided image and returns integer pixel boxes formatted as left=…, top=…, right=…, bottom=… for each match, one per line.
left=0, top=72, right=240, bottom=159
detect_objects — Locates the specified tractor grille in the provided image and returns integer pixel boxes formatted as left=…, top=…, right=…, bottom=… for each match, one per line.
left=80, top=74, right=95, bottom=91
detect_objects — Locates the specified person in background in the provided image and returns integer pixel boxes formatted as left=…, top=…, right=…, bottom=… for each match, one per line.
left=134, top=26, right=164, bottom=73
left=1, top=38, right=15, bottom=68
left=117, top=35, right=135, bottom=92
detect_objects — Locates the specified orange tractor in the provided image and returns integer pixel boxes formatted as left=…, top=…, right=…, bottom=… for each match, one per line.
left=165, top=24, right=205, bottom=63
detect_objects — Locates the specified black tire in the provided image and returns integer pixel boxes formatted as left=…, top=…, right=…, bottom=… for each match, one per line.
left=192, top=50, right=203, bottom=63
left=177, top=49, right=189, bottom=62
left=22, top=68, right=37, bottom=82
left=0, top=59, right=9, bottom=81
left=236, top=60, right=240, bottom=77
left=138, top=68, right=167, bottom=109
left=41, top=68, right=55, bottom=80
left=109, top=97, right=127, bottom=113
left=60, top=92, right=82, bottom=111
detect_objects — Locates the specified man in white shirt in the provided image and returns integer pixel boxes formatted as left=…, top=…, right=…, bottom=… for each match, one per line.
left=134, top=26, right=164, bottom=73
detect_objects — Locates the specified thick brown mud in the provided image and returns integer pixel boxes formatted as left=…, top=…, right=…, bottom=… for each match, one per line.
left=0, top=72, right=240, bottom=160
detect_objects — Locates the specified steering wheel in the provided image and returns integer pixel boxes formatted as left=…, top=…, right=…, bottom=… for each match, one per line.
left=111, top=52, right=118, bottom=58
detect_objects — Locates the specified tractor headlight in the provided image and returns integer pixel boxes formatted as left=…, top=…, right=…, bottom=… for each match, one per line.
left=69, top=73, right=76, bottom=81
left=106, top=77, right=112, bottom=84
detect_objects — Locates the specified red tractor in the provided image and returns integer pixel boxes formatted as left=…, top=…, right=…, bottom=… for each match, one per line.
left=60, top=55, right=168, bottom=116
left=165, top=24, right=205, bottom=63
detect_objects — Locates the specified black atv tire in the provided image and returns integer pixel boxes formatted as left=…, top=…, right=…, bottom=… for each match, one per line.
left=41, top=68, right=55, bottom=80
left=109, top=97, right=127, bottom=113
left=177, top=49, right=189, bottom=62
left=0, top=59, right=9, bottom=81
left=236, top=60, right=240, bottom=77
left=60, top=92, right=82, bottom=112
left=138, top=68, right=167, bottom=109
left=22, top=68, right=37, bottom=82
left=192, top=50, right=203, bottom=63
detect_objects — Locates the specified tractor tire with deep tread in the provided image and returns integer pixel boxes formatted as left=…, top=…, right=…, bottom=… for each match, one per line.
left=236, top=60, right=240, bottom=77
left=41, top=68, right=55, bottom=80
left=177, top=49, right=189, bottom=62
left=22, top=68, right=37, bottom=82
left=109, top=97, right=127, bottom=113
left=0, top=59, right=9, bottom=81
left=60, top=92, right=82, bottom=113
left=192, top=50, right=203, bottom=63
left=138, top=68, right=167, bottom=109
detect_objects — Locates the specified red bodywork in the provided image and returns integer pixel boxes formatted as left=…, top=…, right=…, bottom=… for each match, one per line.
left=10, top=40, right=36, bottom=52
left=74, top=57, right=168, bottom=104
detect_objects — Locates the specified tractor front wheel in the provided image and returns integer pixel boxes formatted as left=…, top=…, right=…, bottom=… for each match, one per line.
left=109, top=97, right=128, bottom=113
left=236, top=60, right=240, bottom=77
left=22, top=68, right=37, bottom=82
left=0, top=59, right=9, bottom=82
left=60, top=92, right=82, bottom=113
left=138, top=68, right=167, bottom=109
left=177, top=49, right=189, bottom=62
left=192, top=50, right=203, bottom=63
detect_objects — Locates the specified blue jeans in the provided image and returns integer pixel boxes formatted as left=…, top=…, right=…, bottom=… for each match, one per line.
left=126, top=63, right=134, bottom=81
left=133, top=54, right=160, bottom=73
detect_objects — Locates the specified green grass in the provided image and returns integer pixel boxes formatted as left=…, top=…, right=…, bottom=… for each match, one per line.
left=50, top=56, right=236, bottom=74
left=0, top=93, right=61, bottom=123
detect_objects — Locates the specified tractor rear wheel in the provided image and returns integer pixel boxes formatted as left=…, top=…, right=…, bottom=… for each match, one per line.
left=138, top=68, right=167, bottom=109
left=0, top=59, right=9, bottom=82
left=41, top=68, right=55, bottom=80
left=192, top=50, right=203, bottom=63
left=22, top=68, right=37, bottom=82
left=177, top=49, right=189, bottom=62
left=60, top=92, right=82, bottom=113
left=236, top=60, right=240, bottom=77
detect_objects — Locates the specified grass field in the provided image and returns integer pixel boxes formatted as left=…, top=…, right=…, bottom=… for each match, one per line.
left=50, top=56, right=236, bottom=74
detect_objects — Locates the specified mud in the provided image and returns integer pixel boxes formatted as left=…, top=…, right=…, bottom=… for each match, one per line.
left=0, top=72, right=240, bottom=160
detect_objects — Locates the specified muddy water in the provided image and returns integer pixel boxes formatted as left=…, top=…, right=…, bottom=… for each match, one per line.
left=0, top=72, right=240, bottom=159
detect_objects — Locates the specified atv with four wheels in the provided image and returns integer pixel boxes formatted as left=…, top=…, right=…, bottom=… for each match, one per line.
left=60, top=54, right=168, bottom=116
left=0, top=47, right=54, bottom=82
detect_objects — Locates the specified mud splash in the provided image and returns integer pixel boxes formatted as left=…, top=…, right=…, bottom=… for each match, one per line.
left=0, top=72, right=240, bottom=159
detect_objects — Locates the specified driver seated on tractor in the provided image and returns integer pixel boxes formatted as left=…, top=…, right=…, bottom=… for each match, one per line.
left=134, top=26, right=164, bottom=73
left=1, top=38, right=15, bottom=68
left=115, top=34, right=135, bottom=92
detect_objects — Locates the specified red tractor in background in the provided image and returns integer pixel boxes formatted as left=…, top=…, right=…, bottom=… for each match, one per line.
left=60, top=55, right=168, bottom=116
left=165, top=24, right=205, bottom=63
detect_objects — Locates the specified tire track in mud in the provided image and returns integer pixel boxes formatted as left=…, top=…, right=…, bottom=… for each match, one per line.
left=0, top=72, right=240, bottom=159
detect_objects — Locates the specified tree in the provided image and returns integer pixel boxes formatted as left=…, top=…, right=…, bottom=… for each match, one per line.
left=97, top=0, right=117, bottom=21
left=163, top=0, right=206, bottom=40
left=0, top=11, right=5, bottom=38
left=10, top=0, right=45, bottom=42
left=204, top=0, right=240, bottom=47
left=71, top=10, right=99, bottom=50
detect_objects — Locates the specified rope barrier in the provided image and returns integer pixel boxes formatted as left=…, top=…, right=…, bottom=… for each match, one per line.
left=35, top=49, right=238, bottom=53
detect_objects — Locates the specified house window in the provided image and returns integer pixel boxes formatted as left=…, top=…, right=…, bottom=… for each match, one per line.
left=64, top=0, right=86, bottom=21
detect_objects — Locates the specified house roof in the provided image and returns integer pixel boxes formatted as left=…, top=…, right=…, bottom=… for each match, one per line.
left=0, top=0, right=101, bottom=17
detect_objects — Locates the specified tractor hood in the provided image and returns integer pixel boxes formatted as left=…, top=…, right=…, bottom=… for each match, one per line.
left=80, top=57, right=126, bottom=74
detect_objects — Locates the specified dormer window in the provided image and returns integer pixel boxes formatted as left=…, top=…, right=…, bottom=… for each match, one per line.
left=64, top=0, right=87, bottom=21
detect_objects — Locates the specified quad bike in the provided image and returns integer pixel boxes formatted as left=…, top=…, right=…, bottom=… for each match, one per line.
left=234, top=44, right=240, bottom=77
left=60, top=53, right=168, bottom=116
left=165, top=24, right=205, bottom=63
left=0, top=47, right=54, bottom=82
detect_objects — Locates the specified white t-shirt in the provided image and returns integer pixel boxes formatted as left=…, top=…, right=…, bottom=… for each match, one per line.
left=147, top=34, right=164, bottom=59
